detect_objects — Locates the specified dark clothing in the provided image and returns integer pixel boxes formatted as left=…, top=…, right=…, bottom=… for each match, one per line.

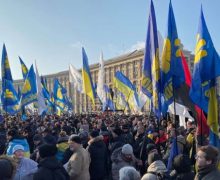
left=43, top=134, right=57, bottom=145
left=195, top=164, right=220, bottom=180
left=61, top=147, right=73, bottom=165
left=170, top=170, right=195, bottom=180
left=33, top=156, right=69, bottom=180
left=87, top=136, right=108, bottom=180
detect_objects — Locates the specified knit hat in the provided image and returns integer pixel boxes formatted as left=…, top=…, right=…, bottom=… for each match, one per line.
left=12, top=145, right=24, bottom=154
left=146, top=143, right=157, bottom=154
left=69, top=134, right=81, bottom=144
left=90, top=130, right=99, bottom=138
left=38, top=144, right=57, bottom=158
left=33, top=134, right=43, bottom=141
left=122, top=144, right=133, bottom=155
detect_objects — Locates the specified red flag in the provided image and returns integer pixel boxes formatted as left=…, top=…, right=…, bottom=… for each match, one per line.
left=174, top=51, right=209, bottom=136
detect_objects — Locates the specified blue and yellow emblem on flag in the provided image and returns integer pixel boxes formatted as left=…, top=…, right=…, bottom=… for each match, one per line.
left=20, top=65, right=37, bottom=107
left=53, top=79, right=66, bottom=110
left=19, top=57, right=28, bottom=80
left=161, top=2, right=184, bottom=114
left=190, top=8, right=220, bottom=147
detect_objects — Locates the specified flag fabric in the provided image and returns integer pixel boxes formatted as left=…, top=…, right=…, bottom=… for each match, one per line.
left=189, top=8, right=220, bottom=146
left=141, top=0, right=161, bottom=118
left=69, top=64, right=83, bottom=93
left=1, top=79, right=19, bottom=115
left=103, top=85, right=115, bottom=111
left=97, top=52, right=107, bottom=108
left=167, top=138, right=179, bottom=171
left=161, top=2, right=185, bottom=114
left=114, top=71, right=139, bottom=112
left=53, top=79, right=66, bottom=111
left=82, top=47, right=96, bottom=105
left=19, top=57, right=28, bottom=80
left=115, top=90, right=128, bottom=111
left=20, top=65, right=37, bottom=107
left=1, top=44, right=13, bottom=83
left=174, top=51, right=209, bottom=136
left=35, top=62, right=47, bottom=115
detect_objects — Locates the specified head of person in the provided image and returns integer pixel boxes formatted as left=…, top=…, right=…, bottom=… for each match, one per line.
left=146, top=143, right=158, bottom=155
left=0, top=155, right=16, bottom=180
left=195, top=145, right=219, bottom=168
left=119, top=166, right=140, bottom=180
left=33, top=134, right=43, bottom=146
left=38, top=144, right=57, bottom=159
left=121, top=144, right=133, bottom=161
left=89, top=130, right=99, bottom=139
left=7, top=129, right=17, bottom=141
left=12, top=145, right=25, bottom=159
left=68, top=134, right=82, bottom=151
left=148, top=152, right=161, bottom=166
left=173, top=154, right=191, bottom=173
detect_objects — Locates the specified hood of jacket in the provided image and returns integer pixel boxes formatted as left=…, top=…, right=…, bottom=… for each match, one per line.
left=147, top=160, right=167, bottom=173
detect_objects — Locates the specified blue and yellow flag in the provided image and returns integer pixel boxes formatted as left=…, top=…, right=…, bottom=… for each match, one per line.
left=141, top=0, right=161, bottom=118
left=19, top=57, right=28, bottom=80
left=190, top=8, right=220, bottom=147
left=1, top=79, right=19, bottom=115
left=53, top=79, right=66, bottom=111
left=1, top=44, right=13, bottom=83
left=161, top=2, right=184, bottom=114
left=20, top=65, right=37, bottom=107
left=103, top=85, right=115, bottom=111
left=114, top=71, right=139, bottom=112
left=82, top=47, right=96, bottom=105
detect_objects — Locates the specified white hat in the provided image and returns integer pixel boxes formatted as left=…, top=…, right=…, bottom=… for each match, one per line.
left=12, top=145, right=24, bottom=154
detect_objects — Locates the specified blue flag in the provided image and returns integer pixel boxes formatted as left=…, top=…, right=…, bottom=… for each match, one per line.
left=167, top=138, right=179, bottom=171
left=1, top=44, right=13, bottom=84
left=161, top=2, right=185, bottom=114
left=141, top=0, right=161, bottom=118
left=20, top=65, right=37, bottom=107
left=1, top=79, right=19, bottom=115
left=19, top=57, right=29, bottom=80
left=190, top=8, right=220, bottom=147
left=53, top=79, right=66, bottom=110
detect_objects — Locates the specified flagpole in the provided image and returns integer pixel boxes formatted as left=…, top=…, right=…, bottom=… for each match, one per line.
left=172, top=83, right=178, bottom=153
left=200, top=108, right=203, bottom=146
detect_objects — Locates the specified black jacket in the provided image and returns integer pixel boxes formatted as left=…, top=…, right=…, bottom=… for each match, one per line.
left=33, top=156, right=69, bottom=180
left=87, top=136, right=108, bottom=180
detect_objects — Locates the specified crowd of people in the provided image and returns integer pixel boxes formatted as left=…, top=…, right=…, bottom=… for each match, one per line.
left=0, top=112, right=220, bottom=180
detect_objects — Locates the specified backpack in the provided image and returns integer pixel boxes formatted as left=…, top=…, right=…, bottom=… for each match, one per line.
left=148, top=171, right=172, bottom=180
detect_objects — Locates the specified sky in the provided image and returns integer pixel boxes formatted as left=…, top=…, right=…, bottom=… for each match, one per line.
left=0, top=0, right=219, bottom=80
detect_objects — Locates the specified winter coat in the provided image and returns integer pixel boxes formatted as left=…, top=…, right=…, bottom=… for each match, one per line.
left=67, top=146, right=91, bottom=180
left=61, top=147, right=73, bottom=165
left=7, top=138, right=30, bottom=158
left=111, top=147, right=137, bottom=180
left=141, top=160, right=167, bottom=180
left=56, top=136, right=69, bottom=161
left=194, top=164, right=220, bottom=180
left=87, top=135, right=108, bottom=180
left=14, top=157, right=38, bottom=180
left=33, top=156, right=69, bottom=180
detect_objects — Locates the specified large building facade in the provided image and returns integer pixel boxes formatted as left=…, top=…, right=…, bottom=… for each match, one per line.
left=13, top=49, right=194, bottom=114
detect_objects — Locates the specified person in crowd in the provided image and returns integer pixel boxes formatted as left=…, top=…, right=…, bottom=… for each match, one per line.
left=30, top=134, right=44, bottom=162
left=170, top=154, right=195, bottom=180
left=7, top=129, right=30, bottom=158
left=56, top=131, right=69, bottom=162
left=33, top=144, right=69, bottom=180
left=87, top=130, right=108, bottom=180
left=0, top=155, right=17, bottom=180
left=12, top=144, right=38, bottom=180
left=194, top=145, right=220, bottom=180
left=111, top=144, right=140, bottom=180
left=42, top=128, right=57, bottom=145
left=66, top=134, right=90, bottom=180
left=141, top=152, right=168, bottom=180
left=119, top=166, right=141, bottom=180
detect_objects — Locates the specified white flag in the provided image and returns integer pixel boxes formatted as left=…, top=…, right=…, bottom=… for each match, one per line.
left=69, top=64, right=83, bottom=93
left=97, top=52, right=107, bottom=106
left=35, top=62, right=47, bottom=115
